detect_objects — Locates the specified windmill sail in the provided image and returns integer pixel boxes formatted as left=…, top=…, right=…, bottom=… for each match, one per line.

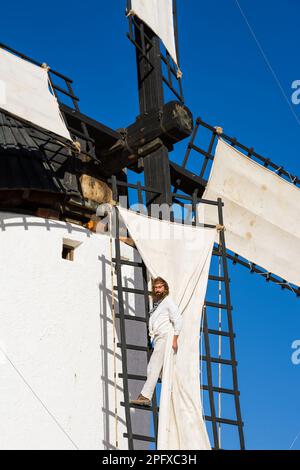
left=203, top=139, right=300, bottom=287
left=0, top=48, right=71, bottom=140
left=128, top=0, right=178, bottom=66
left=118, top=206, right=214, bottom=450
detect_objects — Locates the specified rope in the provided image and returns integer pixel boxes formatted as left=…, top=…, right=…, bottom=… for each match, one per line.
left=215, top=126, right=223, bottom=136
left=41, top=62, right=50, bottom=72
left=109, top=209, right=119, bottom=449
left=289, top=429, right=300, bottom=449
left=50, top=134, right=84, bottom=156
left=199, top=305, right=205, bottom=421
left=216, top=224, right=225, bottom=232
left=176, top=68, right=183, bottom=80
left=217, top=254, right=222, bottom=448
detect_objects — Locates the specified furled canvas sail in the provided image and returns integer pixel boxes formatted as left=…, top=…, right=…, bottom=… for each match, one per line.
left=203, top=138, right=300, bottom=287
left=0, top=48, right=71, bottom=140
left=118, top=206, right=215, bottom=450
left=128, top=0, right=178, bottom=67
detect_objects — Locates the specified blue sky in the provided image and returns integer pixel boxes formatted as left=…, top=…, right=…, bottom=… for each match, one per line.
left=1, top=0, right=300, bottom=450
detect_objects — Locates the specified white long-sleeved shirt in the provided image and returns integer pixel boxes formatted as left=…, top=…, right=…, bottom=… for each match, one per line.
left=148, top=295, right=183, bottom=340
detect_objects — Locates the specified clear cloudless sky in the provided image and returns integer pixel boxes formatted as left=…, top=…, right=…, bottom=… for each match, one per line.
left=1, top=0, right=300, bottom=450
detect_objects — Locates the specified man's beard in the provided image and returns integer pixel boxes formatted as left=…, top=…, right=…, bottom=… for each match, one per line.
left=153, top=291, right=167, bottom=302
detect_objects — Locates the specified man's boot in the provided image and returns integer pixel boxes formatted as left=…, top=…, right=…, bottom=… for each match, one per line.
left=130, top=394, right=151, bottom=407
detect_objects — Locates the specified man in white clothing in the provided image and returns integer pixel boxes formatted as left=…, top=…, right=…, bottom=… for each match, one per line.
left=130, top=277, right=182, bottom=407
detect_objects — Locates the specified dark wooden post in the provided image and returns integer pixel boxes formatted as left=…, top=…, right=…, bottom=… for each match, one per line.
left=134, top=21, right=172, bottom=208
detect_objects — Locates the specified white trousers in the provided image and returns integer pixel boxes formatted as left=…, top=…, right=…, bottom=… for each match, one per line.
left=141, top=333, right=169, bottom=400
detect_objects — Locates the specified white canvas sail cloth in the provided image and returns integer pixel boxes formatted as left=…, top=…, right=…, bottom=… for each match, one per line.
left=128, top=0, right=178, bottom=66
left=0, top=48, right=71, bottom=140
left=118, top=206, right=215, bottom=450
left=203, top=138, right=300, bottom=287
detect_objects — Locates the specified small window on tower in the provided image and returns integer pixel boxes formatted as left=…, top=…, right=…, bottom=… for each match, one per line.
left=62, top=238, right=81, bottom=261
left=62, top=244, right=74, bottom=261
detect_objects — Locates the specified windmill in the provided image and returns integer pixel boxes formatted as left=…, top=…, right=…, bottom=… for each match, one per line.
left=0, top=0, right=298, bottom=451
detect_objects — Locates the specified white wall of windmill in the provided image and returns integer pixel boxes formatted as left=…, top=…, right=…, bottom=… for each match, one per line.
left=0, top=48, right=71, bottom=140
left=0, top=212, right=149, bottom=450
left=202, top=138, right=300, bottom=288
left=129, top=0, right=178, bottom=66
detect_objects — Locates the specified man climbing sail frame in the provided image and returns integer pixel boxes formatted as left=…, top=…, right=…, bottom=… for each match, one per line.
left=130, top=276, right=182, bottom=406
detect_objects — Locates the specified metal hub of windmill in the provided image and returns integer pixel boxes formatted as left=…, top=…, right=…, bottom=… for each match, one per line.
left=1, top=1, right=299, bottom=451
